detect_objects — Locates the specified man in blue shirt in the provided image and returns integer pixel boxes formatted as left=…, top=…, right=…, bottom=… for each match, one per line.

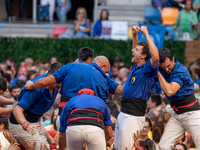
left=9, top=63, right=63, bottom=150
left=158, top=48, right=200, bottom=149
left=114, top=26, right=159, bottom=150
left=25, top=56, right=122, bottom=113
left=59, top=89, right=113, bottom=150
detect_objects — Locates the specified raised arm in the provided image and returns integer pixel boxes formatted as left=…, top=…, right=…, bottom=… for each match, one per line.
left=25, top=75, right=57, bottom=90
left=132, top=26, right=139, bottom=49
left=140, top=26, right=159, bottom=67
left=157, top=71, right=181, bottom=97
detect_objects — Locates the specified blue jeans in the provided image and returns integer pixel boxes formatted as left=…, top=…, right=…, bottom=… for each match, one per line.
left=73, top=32, right=90, bottom=39
left=56, top=0, right=71, bottom=21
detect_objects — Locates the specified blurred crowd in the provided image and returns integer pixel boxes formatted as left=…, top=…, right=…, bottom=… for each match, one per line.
left=0, top=50, right=199, bottom=149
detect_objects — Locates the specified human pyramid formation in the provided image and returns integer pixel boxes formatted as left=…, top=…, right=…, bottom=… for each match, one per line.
left=0, top=26, right=199, bottom=150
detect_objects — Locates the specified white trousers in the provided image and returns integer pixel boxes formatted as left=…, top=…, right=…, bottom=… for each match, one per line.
left=159, top=110, right=200, bottom=150
left=114, top=112, right=145, bottom=150
left=9, top=122, right=49, bottom=150
left=40, top=0, right=55, bottom=21
left=66, top=125, right=106, bottom=150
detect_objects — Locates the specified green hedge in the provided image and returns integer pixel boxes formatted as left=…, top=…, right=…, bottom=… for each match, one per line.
left=0, top=38, right=185, bottom=67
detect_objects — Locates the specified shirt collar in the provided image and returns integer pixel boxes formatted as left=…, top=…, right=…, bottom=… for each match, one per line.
left=133, top=63, right=145, bottom=70
left=89, top=62, right=106, bottom=77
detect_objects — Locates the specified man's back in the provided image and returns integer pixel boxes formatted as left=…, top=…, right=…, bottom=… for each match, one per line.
left=53, top=62, right=109, bottom=101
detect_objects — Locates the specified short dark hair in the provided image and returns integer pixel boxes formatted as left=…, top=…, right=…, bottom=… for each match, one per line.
left=100, top=9, right=109, bottom=20
left=78, top=47, right=94, bottom=62
left=2, top=73, right=11, bottom=83
left=0, top=76, right=7, bottom=92
left=175, top=143, right=187, bottom=150
left=159, top=48, right=173, bottom=63
left=151, top=93, right=161, bottom=107
left=161, top=97, right=170, bottom=105
left=137, top=41, right=150, bottom=62
left=11, top=84, right=21, bottom=91
left=47, top=63, right=63, bottom=75
left=0, top=115, right=8, bottom=129
left=16, top=80, right=26, bottom=89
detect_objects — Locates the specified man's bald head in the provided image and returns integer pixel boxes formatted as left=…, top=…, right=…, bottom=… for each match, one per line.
left=93, top=56, right=110, bottom=73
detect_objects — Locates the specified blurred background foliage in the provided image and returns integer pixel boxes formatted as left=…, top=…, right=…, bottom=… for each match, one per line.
left=0, top=38, right=185, bottom=67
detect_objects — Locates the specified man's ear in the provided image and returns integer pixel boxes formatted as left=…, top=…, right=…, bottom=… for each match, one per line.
left=0, top=124, right=4, bottom=130
left=141, top=54, right=147, bottom=59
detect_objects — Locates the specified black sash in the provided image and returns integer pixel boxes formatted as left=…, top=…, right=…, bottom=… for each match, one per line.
left=170, top=93, right=200, bottom=114
left=121, top=96, right=147, bottom=116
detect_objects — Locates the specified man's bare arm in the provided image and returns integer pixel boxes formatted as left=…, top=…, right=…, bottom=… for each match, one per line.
left=158, top=71, right=181, bottom=97
left=114, top=84, right=125, bottom=95
left=59, top=131, right=66, bottom=150
left=132, top=26, right=139, bottom=49
left=140, top=26, right=159, bottom=67
left=25, top=75, right=57, bottom=90
left=0, top=96, right=15, bottom=105
left=104, top=125, right=113, bottom=142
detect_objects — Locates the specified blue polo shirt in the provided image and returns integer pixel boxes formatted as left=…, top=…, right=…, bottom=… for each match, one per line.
left=123, top=59, right=159, bottom=102
left=160, top=59, right=194, bottom=102
left=17, top=73, right=58, bottom=115
left=52, top=62, right=118, bottom=102
left=59, top=94, right=112, bottom=132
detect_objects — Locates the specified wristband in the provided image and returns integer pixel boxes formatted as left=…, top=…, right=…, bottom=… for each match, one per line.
left=50, top=143, right=56, bottom=150
left=22, top=121, right=30, bottom=131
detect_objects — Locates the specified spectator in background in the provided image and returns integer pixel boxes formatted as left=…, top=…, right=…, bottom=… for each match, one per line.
left=0, top=115, right=10, bottom=150
left=56, top=0, right=71, bottom=22
left=2, top=73, right=11, bottom=86
left=193, top=0, right=200, bottom=36
left=147, top=92, right=161, bottom=110
left=5, top=69, right=14, bottom=85
left=140, top=118, right=152, bottom=141
left=118, top=67, right=129, bottom=85
left=166, top=0, right=186, bottom=10
left=0, top=63, right=7, bottom=73
left=40, top=0, right=55, bottom=21
left=73, top=7, right=91, bottom=39
left=10, top=66, right=28, bottom=86
left=194, top=69, right=200, bottom=87
left=49, top=56, right=58, bottom=65
left=152, top=121, right=164, bottom=150
left=174, top=143, right=187, bottom=150
left=11, top=84, right=21, bottom=100
left=172, top=0, right=198, bottom=40
left=93, top=9, right=109, bottom=38
left=148, top=110, right=160, bottom=126
left=24, top=57, right=34, bottom=70
left=27, top=70, right=38, bottom=80
left=152, top=0, right=169, bottom=11
left=4, top=0, right=27, bottom=21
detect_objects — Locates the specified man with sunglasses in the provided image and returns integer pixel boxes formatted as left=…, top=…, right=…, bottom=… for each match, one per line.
left=158, top=48, right=200, bottom=149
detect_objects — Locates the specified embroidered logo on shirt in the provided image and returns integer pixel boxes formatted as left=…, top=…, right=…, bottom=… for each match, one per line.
left=131, top=77, right=135, bottom=83
left=92, top=67, right=96, bottom=70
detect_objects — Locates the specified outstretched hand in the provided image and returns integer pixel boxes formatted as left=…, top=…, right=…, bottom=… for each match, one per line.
left=20, top=139, right=36, bottom=150
left=125, top=130, right=141, bottom=150
left=3, top=130, right=17, bottom=144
